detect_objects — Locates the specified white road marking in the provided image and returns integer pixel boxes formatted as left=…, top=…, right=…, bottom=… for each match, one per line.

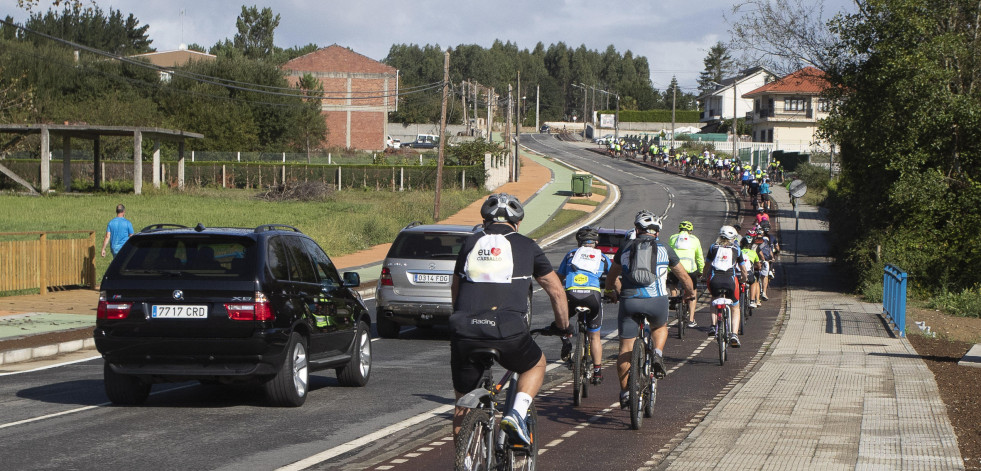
left=0, top=383, right=197, bottom=430
left=0, top=355, right=101, bottom=376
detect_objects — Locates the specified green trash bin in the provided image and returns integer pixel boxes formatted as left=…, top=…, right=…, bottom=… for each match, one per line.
left=571, top=172, right=593, bottom=197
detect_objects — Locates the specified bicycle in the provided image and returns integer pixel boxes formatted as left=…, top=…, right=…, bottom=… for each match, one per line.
left=710, top=289, right=734, bottom=366
left=627, top=314, right=657, bottom=430
left=455, top=338, right=547, bottom=471
left=570, top=306, right=592, bottom=407
left=670, top=294, right=685, bottom=340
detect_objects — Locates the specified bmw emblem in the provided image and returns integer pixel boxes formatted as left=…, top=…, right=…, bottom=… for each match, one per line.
left=429, top=263, right=436, bottom=270
left=173, top=290, right=184, bottom=301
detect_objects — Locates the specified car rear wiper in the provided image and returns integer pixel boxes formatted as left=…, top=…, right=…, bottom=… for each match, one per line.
left=133, top=269, right=184, bottom=277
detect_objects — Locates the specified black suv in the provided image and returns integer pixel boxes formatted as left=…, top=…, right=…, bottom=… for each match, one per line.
left=94, top=223, right=372, bottom=407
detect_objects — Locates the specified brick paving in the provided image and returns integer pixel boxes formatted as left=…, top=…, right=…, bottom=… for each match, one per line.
left=658, top=183, right=964, bottom=470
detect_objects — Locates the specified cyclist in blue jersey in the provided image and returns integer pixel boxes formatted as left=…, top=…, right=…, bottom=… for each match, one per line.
left=556, top=226, right=612, bottom=383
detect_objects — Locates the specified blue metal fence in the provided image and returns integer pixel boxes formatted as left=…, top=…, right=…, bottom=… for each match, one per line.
left=883, top=264, right=908, bottom=337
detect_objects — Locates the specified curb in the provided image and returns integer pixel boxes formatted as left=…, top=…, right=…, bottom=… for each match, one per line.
left=0, top=336, right=96, bottom=366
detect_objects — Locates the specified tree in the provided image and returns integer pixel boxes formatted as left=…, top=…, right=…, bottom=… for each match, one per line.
left=25, top=4, right=152, bottom=55
left=294, top=73, right=327, bottom=162
left=727, top=0, right=844, bottom=75
left=233, top=5, right=280, bottom=60
left=697, top=42, right=733, bottom=92
left=820, top=0, right=981, bottom=293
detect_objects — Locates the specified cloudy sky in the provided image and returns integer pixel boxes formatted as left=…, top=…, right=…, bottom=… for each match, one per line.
left=3, top=0, right=855, bottom=91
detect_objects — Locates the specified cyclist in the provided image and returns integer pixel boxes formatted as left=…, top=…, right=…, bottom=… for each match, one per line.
left=759, top=177, right=772, bottom=212
left=757, top=227, right=779, bottom=300
left=740, top=235, right=762, bottom=308
left=667, top=220, right=704, bottom=328
left=449, top=193, right=571, bottom=446
left=605, top=211, right=695, bottom=409
left=556, top=226, right=612, bottom=384
left=701, top=226, right=749, bottom=347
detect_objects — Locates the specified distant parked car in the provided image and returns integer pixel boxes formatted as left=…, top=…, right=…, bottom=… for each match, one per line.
left=408, top=134, right=438, bottom=149
left=540, top=124, right=550, bottom=134
left=386, top=136, right=401, bottom=149
left=94, top=223, right=372, bottom=407
left=594, top=134, right=614, bottom=145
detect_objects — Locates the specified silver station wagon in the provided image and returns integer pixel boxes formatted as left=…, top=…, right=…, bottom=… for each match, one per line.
left=375, top=223, right=482, bottom=338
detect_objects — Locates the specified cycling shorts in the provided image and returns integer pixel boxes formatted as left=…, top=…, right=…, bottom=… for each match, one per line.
left=617, top=296, right=669, bottom=339
left=759, top=261, right=770, bottom=278
left=708, top=271, right=740, bottom=302
left=567, top=289, right=602, bottom=333
left=760, top=193, right=770, bottom=202
left=451, top=333, right=542, bottom=394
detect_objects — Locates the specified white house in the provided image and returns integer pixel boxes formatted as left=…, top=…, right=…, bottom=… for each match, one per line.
left=697, top=66, right=777, bottom=131
left=742, top=66, right=832, bottom=152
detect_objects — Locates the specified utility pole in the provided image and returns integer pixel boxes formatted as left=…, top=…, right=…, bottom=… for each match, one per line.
left=487, top=87, right=493, bottom=142
left=732, top=80, right=738, bottom=162
left=535, top=84, right=540, bottom=132
left=614, top=93, right=620, bottom=141
left=507, top=85, right=513, bottom=181
left=671, top=77, right=677, bottom=152
left=515, top=71, right=521, bottom=181
left=591, top=85, right=595, bottom=126
left=582, top=84, right=588, bottom=138
left=461, top=80, right=468, bottom=132
left=433, top=50, right=449, bottom=222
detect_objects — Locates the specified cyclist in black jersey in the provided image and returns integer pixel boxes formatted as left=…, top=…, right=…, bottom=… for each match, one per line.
left=449, top=193, right=570, bottom=447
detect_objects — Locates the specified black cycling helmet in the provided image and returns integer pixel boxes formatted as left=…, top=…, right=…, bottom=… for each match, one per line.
left=480, top=193, right=524, bottom=224
left=634, top=210, right=661, bottom=232
left=576, top=226, right=599, bottom=245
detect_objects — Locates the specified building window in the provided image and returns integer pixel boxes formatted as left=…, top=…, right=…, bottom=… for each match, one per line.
left=818, top=98, right=831, bottom=112
left=784, top=98, right=805, bottom=111
left=767, top=129, right=774, bottom=142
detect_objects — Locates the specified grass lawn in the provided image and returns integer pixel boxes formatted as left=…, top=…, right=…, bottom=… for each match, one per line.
left=567, top=198, right=600, bottom=206
left=527, top=209, right=589, bottom=240
left=0, top=186, right=487, bottom=282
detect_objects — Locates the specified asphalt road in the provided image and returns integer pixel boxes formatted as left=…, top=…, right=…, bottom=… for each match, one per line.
left=0, top=137, right=782, bottom=470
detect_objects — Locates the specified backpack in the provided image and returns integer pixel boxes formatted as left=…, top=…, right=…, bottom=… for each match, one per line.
left=710, top=245, right=738, bottom=272
left=622, top=238, right=656, bottom=286
left=759, top=237, right=774, bottom=260
left=464, top=233, right=514, bottom=283
left=570, top=246, right=604, bottom=274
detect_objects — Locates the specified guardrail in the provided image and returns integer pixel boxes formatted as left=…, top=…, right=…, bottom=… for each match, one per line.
left=0, top=231, right=96, bottom=295
left=883, top=264, right=908, bottom=337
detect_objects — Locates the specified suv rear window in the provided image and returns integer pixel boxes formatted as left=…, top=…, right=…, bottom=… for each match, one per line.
left=115, top=235, right=255, bottom=280
left=389, top=232, right=469, bottom=260
left=598, top=232, right=625, bottom=248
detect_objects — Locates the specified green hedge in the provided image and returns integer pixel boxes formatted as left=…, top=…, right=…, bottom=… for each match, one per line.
left=598, top=109, right=701, bottom=123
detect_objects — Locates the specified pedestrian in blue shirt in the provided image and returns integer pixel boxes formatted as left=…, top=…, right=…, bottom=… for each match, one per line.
left=101, top=204, right=134, bottom=258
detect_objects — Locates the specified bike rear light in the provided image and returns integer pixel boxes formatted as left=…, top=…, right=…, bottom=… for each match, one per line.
left=97, top=301, right=132, bottom=320
left=226, top=291, right=274, bottom=321
left=380, top=267, right=393, bottom=286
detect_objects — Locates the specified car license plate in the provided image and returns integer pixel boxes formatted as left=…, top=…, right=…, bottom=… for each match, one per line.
left=151, top=305, right=208, bottom=319
left=414, top=274, right=449, bottom=284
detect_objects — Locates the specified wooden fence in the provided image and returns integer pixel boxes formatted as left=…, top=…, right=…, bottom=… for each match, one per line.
left=0, top=231, right=96, bottom=294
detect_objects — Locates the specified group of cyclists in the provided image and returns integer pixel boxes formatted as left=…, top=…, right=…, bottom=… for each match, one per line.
left=448, top=185, right=781, bottom=458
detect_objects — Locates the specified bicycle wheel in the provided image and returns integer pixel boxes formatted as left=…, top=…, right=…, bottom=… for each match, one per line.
left=502, top=403, right=537, bottom=471
left=628, top=337, right=646, bottom=430
left=724, top=310, right=732, bottom=362
left=716, top=311, right=726, bottom=366
left=454, top=408, right=492, bottom=471
left=643, top=339, right=655, bottom=418
left=676, top=300, right=686, bottom=340
left=581, top=336, right=590, bottom=399
left=572, top=330, right=586, bottom=406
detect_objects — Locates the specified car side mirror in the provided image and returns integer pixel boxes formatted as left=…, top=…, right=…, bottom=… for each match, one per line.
left=342, top=272, right=360, bottom=288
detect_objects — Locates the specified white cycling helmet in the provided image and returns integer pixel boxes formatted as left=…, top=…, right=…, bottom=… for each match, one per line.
left=634, top=210, right=661, bottom=232
left=719, top=225, right=739, bottom=241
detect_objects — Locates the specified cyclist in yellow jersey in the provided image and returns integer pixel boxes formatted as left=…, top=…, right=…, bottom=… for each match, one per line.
left=668, top=221, right=704, bottom=327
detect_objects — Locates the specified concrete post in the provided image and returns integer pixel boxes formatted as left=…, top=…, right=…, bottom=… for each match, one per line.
left=152, top=139, right=161, bottom=189
left=178, top=141, right=185, bottom=190
left=62, top=136, right=72, bottom=192
left=93, top=136, right=101, bottom=191
left=133, top=130, right=143, bottom=195
left=40, top=126, right=50, bottom=193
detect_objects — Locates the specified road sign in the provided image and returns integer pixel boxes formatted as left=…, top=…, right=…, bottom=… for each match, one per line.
left=788, top=179, right=807, bottom=198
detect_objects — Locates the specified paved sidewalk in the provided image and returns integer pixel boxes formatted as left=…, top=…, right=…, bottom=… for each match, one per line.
left=657, top=185, right=964, bottom=470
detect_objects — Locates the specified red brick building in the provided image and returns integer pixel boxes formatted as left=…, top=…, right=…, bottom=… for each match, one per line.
left=282, top=45, right=398, bottom=150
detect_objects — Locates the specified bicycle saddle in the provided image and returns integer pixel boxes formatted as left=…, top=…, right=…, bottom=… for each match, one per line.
left=468, top=348, right=502, bottom=365
left=712, top=298, right=734, bottom=307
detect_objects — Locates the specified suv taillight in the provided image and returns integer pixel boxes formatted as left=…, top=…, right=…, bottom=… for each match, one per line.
left=225, top=291, right=274, bottom=321
left=97, top=299, right=132, bottom=320
left=380, top=267, right=393, bottom=286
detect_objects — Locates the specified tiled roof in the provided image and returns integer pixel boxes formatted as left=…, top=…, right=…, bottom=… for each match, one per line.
left=282, top=44, right=396, bottom=75
left=742, top=66, right=828, bottom=97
